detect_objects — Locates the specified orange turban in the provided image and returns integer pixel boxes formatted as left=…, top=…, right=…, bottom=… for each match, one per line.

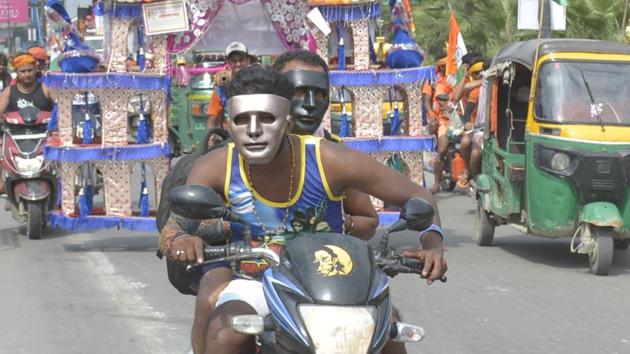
left=27, top=47, right=49, bottom=61
left=11, top=54, right=36, bottom=70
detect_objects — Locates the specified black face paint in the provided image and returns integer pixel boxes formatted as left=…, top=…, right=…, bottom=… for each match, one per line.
left=285, top=70, right=329, bottom=135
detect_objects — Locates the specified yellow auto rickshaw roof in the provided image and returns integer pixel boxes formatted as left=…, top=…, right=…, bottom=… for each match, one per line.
left=492, top=39, right=630, bottom=70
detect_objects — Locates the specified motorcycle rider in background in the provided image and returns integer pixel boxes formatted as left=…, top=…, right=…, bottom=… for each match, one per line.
left=0, top=53, right=55, bottom=196
left=160, top=66, right=447, bottom=354
left=207, top=42, right=254, bottom=129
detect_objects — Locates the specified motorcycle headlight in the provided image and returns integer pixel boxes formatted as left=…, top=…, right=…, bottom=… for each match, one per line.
left=15, top=156, right=43, bottom=177
left=298, top=305, right=377, bottom=354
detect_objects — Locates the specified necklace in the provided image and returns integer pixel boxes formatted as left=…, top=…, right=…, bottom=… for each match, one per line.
left=245, top=136, right=296, bottom=235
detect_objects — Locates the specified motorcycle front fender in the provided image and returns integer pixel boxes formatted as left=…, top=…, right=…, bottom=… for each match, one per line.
left=580, top=202, right=623, bottom=232
left=13, top=179, right=51, bottom=201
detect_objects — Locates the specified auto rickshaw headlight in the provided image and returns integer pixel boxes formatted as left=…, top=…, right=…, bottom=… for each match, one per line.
left=551, top=152, right=571, bottom=172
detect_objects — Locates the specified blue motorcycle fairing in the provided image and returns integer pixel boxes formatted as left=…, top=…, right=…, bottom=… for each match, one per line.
left=261, top=233, right=394, bottom=353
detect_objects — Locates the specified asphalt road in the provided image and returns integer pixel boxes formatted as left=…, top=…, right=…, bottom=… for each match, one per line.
left=1, top=179, right=629, bottom=354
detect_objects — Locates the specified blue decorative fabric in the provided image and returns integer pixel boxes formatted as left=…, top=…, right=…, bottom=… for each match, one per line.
left=48, top=212, right=157, bottom=232
left=343, top=136, right=434, bottom=153
left=337, top=24, right=346, bottom=70
left=139, top=183, right=149, bottom=217
left=82, top=117, right=93, bottom=144
left=390, top=109, right=401, bottom=136
left=385, top=29, right=424, bottom=69
left=339, top=112, right=350, bottom=137
left=318, top=3, right=380, bottom=21
left=47, top=0, right=71, bottom=23
left=136, top=116, right=151, bottom=144
left=44, top=143, right=171, bottom=162
left=110, top=4, right=142, bottom=19
left=60, top=55, right=99, bottom=73
left=378, top=211, right=400, bottom=226
left=43, top=73, right=171, bottom=91
left=329, top=66, right=436, bottom=86
left=48, top=103, right=58, bottom=130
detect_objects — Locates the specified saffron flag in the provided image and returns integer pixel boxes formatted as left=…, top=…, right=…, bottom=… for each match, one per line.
left=446, top=13, right=467, bottom=86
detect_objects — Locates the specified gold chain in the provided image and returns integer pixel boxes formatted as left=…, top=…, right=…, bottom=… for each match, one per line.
left=245, top=137, right=296, bottom=235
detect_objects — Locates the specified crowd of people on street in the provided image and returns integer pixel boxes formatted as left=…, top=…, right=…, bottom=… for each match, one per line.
left=0, top=41, right=457, bottom=354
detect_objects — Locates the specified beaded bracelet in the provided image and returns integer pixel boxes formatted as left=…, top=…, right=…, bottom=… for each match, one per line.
left=344, top=215, right=355, bottom=235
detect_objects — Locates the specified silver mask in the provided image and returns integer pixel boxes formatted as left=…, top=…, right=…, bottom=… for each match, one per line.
left=227, top=94, right=291, bottom=164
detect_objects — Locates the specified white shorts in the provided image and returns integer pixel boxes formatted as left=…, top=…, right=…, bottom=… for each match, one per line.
left=215, top=278, right=269, bottom=316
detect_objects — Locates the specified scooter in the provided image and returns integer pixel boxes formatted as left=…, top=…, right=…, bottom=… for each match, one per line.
left=2, top=106, right=56, bottom=239
left=169, top=185, right=446, bottom=353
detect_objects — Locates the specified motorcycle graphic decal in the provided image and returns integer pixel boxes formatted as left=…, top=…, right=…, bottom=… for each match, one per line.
left=313, top=245, right=353, bottom=276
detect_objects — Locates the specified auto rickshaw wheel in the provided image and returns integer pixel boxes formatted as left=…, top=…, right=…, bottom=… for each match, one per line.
left=589, top=227, right=614, bottom=276
left=613, top=238, right=630, bottom=250
left=474, top=202, right=495, bottom=246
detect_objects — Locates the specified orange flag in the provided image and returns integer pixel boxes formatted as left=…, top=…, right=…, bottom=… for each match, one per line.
left=446, top=13, right=467, bottom=84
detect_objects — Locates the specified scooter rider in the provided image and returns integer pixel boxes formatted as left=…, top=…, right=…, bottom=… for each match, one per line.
left=0, top=53, right=55, bottom=114
left=0, top=53, right=55, bottom=196
left=161, top=66, right=447, bottom=354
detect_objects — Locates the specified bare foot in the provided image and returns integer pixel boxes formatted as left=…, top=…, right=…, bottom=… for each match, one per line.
left=430, top=184, right=440, bottom=194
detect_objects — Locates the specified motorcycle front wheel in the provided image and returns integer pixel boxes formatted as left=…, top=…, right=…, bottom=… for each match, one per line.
left=26, top=201, right=43, bottom=240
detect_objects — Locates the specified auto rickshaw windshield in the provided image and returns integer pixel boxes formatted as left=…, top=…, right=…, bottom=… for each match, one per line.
left=534, top=61, right=630, bottom=126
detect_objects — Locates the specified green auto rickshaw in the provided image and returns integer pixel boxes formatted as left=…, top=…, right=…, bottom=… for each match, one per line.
left=474, top=39, right=630, bottom=275
left=169, top=53, right=223, bottom=156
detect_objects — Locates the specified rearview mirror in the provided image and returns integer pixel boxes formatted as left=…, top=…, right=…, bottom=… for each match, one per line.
left=401, top=197, right=434, bottom=231
left=168, top=185, right=226, bottom=220
left=387, top=197, right=435, bottom=234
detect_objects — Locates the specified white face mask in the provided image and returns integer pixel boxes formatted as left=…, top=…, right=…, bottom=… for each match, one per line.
left=227, top=94, right=291, bottom=164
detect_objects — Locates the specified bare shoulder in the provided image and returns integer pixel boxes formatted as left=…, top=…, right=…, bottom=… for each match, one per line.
left=320, top=138, right=352, bottom=159
left=187, top=145, right=230, bottom=190
left=320, top=138, right=371, bottom=165
left=318, top=137, right=379, bottom=188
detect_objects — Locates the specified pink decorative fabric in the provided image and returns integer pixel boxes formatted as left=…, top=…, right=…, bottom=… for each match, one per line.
left=167, top=0, right=311, bottom=53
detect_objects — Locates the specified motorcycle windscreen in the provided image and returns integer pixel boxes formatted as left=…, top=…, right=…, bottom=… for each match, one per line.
left=281, top=233, right=375, bottom=304
left=5, top=125, right=47, bottom=154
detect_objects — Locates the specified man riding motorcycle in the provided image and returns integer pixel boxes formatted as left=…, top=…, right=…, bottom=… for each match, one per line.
left=160, top=67, right=446, bottom=354
left=0, top=53, right=55, bottom=196
left=161, top=50, right=380, bottom=352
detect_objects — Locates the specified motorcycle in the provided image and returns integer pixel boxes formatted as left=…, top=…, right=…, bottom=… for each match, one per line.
left=2, top=106, right=56, bottom=239
left=169, top=184, right=446, bottom=353
left=440, top=131, right=465, bottom=192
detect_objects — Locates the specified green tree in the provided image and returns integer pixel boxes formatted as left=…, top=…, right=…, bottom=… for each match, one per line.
left=384, top=0, right=627, bottom=61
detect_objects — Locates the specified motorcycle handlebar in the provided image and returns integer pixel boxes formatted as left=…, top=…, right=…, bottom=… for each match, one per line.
left=203, top=245, right=227, bottom=258
left=378, top=254, right=447, bottom=283
left=186, top=244, right=281, bottom=272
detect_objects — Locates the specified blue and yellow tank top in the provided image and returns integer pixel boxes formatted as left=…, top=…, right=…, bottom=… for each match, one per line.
left=224, top=135, right=345, bottom=241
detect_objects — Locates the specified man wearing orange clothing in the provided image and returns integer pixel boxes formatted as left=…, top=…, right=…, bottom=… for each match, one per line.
left=429, top=93, right=456, bottom=194
left=422, top=54, right=452, bottom=123
left=457, top=60, right=485, bottom=188
left=207, top=42, right=253, bottom=129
